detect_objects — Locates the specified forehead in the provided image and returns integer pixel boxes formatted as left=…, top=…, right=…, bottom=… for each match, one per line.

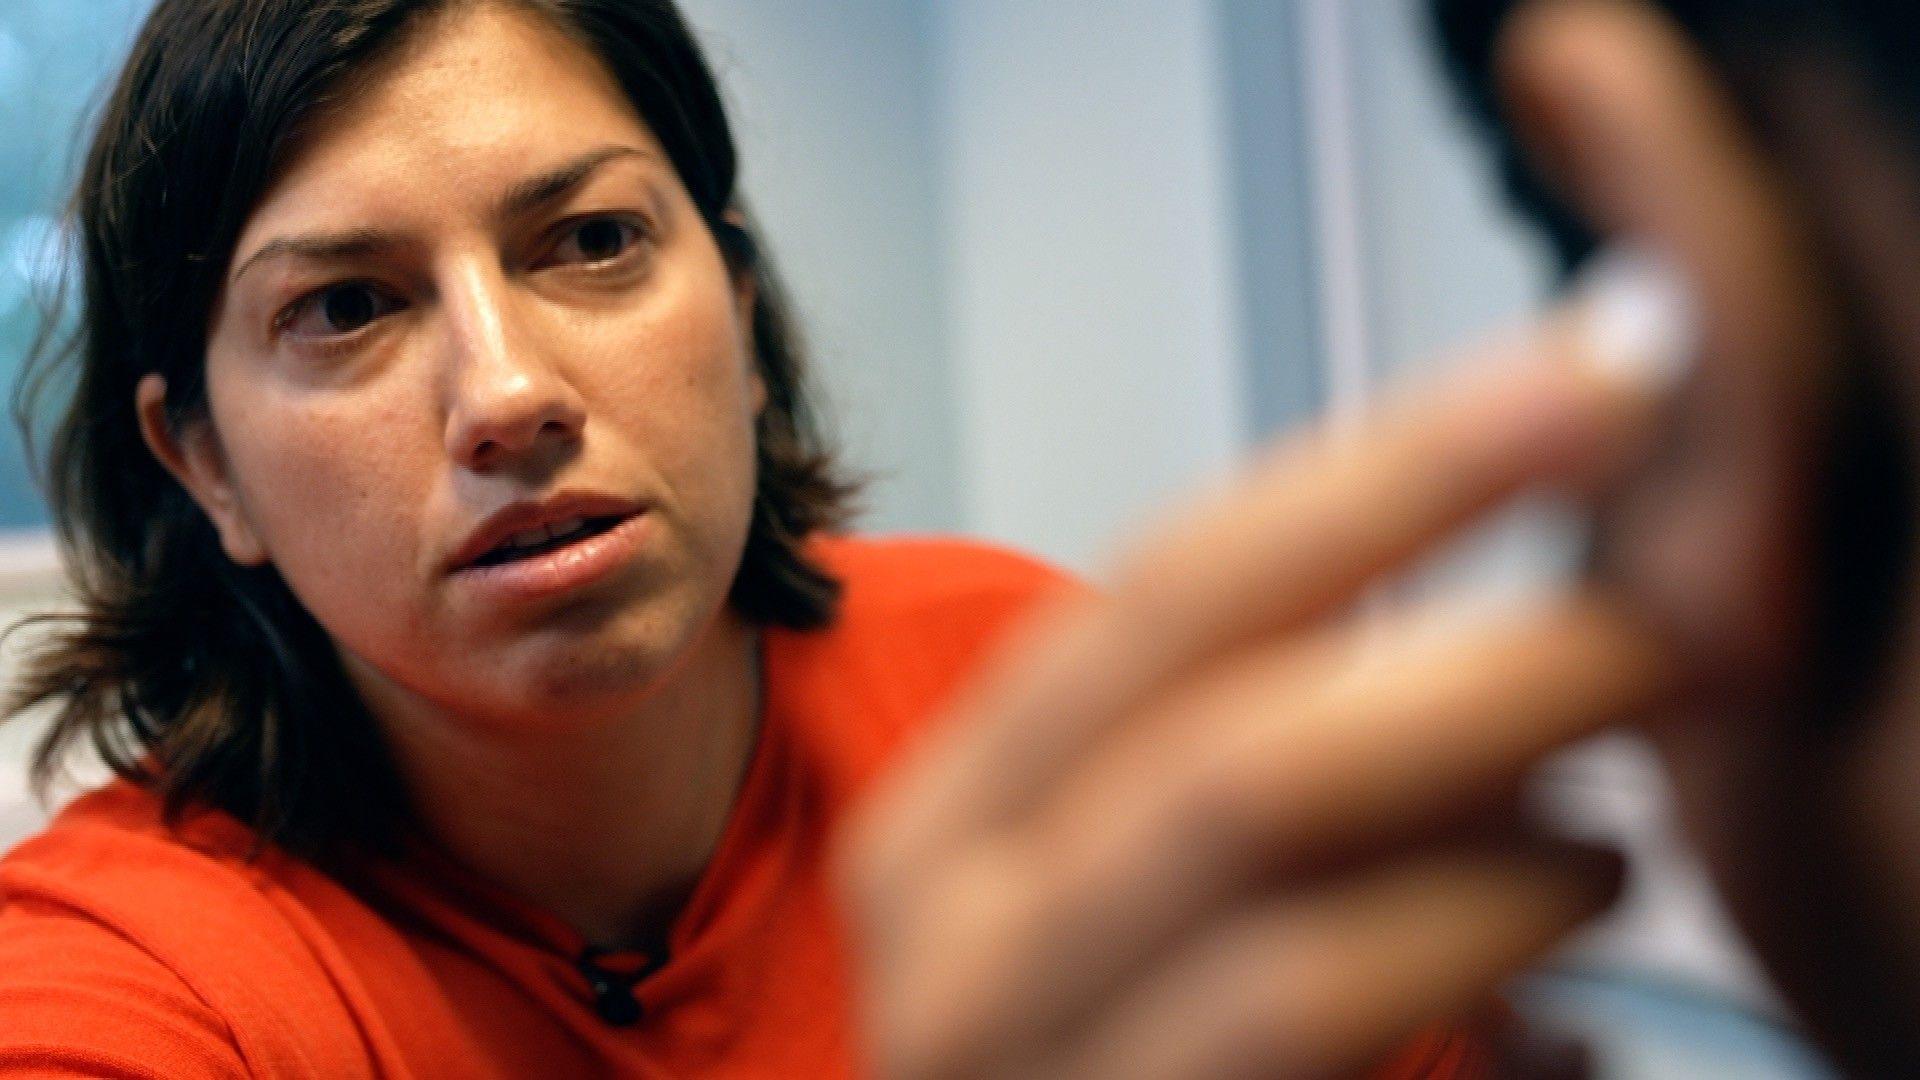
left=237, top=4, right=666, bottom=244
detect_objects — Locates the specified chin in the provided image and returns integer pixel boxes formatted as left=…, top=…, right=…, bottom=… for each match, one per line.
left=491, top=596, right=732, bottom=724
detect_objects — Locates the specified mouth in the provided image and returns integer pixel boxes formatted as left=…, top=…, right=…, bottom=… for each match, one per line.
left=449, top=492, right=651, bottom=576
left=468, top=514, right=630, bottom=569
left=448, top=500, right=655, bottom=603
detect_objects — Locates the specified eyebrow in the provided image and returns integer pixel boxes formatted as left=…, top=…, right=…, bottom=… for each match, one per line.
left=229, top=227, right=404, bottom=285
left=498, top=144, right=649, bottom=219
left=229, top=145, right=655, bottom=285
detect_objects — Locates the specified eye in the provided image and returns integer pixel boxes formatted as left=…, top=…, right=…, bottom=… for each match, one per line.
left=278, top=282, right=403, bottom=340
left=544, top=216, right=649, bottom=268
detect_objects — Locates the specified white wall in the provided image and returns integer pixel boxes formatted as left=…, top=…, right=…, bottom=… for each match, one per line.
left=933, top=0, right=1251, bottom=574
left=682, top=0, right=961, bottom=534
left=686, top=0, right=1260, bottom=575
left=0, top=541, right=81, bottom=849
left=1342, top=0, right=1549, bottom=377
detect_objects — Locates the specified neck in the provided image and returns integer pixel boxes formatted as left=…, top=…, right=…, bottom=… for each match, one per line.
left=373, top=615, right=763, bottom=949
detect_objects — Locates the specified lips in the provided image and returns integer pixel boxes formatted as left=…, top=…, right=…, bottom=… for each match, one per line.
left=470, top=515, right=625, bottom=568
left=449, top=493, right=647, bottom=573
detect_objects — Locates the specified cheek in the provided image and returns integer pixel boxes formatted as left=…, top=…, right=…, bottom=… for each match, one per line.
left=215, top=383, right=437, bottom=607
left=590, top=270, right=762, bottom=498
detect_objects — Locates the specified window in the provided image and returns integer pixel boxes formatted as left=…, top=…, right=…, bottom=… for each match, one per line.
left=0, top=0, right=154, bottom=529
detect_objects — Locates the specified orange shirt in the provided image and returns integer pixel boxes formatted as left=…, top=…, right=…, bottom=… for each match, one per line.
left=0, top=536, right=1489, bottom=1077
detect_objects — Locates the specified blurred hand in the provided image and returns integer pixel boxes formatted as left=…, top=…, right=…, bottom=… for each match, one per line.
left=837, top=316, right=1681, bottom=1080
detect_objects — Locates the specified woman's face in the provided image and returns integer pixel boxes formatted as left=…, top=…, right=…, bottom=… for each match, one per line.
left=173, top=5, right=764, bottom=731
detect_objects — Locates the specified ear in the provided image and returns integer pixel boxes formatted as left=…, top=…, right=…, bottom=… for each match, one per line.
left=1496, top=0, right=1832, bottom=370
left=721, top=209, right=767, bottom=417
left=1494, top=0, right=1840, bottom=676
left=1495, top=0, right=1857, bottom=1026
left=135, top=374, right=269, bottom=566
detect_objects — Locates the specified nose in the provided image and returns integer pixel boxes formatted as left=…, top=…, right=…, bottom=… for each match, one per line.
left=439, top=258, right=587, bottom=472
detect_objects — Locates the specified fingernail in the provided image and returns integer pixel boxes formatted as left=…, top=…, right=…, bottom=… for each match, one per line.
left=1571, top=246, right=1699, bottom=394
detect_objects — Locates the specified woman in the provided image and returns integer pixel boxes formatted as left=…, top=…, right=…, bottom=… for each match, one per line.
left=0, top=1, right=1494, bottom=1076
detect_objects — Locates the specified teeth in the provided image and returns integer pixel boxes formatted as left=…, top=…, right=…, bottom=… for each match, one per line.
left=498, top=517, right=594, bottom=556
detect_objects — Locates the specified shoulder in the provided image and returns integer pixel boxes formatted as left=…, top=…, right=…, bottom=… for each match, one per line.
left=802, top=533, right=1089, bottom=686
left=769, top=535, right=1090, bottom=793
left=0, top=886, right=249, bottom=1078
left=809, top=532, right=1087, bottom=631
left=0, top=782, right=370, bottom=1075
left=2, top=781, right=271, bottom=933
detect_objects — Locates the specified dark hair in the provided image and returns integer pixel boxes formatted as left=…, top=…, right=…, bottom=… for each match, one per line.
left=7, top=0, right=857, bottom=858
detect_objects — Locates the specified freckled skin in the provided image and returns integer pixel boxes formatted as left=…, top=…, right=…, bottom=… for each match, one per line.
left=198, top=6, right=764, bottom=735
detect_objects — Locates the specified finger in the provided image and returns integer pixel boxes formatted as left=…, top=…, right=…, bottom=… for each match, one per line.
left=1032, top=593, right=1667, bottom=894
left=848, top=337, right=1662, bottom=892
left=858, top=594, right=1669, bottom=1075
left=1106, top=332, right=1649, bottom=675
left=1056, top=835, right=1624, bottom=1080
